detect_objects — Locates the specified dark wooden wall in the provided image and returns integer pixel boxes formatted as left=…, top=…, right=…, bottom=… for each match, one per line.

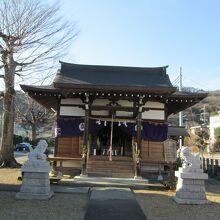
left=141, top=140, right=165, bottom=161
left=57, top=136, right=83, bottom=158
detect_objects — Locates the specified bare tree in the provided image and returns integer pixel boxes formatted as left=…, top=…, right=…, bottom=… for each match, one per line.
left=185, top=129, right=209, bottom=152
left=0, top=0, right=77, bottom=167
left=15, top=95, right=55, bottom=143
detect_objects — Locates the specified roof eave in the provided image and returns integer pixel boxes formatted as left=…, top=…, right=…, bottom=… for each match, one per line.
left=53, top=82, right=176, bottom=94
left=20, top=84, right=60, bottom=111
left=167, top=93, right=208, bottom=116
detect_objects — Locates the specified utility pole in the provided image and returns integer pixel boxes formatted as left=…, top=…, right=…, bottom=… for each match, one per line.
left=179, top=67, right=183, bottom=149
left=203, top=104, right=206, bottom=125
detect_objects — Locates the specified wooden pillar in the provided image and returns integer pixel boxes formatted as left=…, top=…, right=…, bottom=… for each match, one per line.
left=135, top=97, right=142, bottom=178
left=168, top=161, right=175, bottom=189
left=81, top=94, right=89, bottom=176
left=137, top=110, right=142, bottom=154
left=54, top=116, right=61, bottom=157
left=109, top=114, right=114, bottom=161
left=54, top=98, right=61, bottom=158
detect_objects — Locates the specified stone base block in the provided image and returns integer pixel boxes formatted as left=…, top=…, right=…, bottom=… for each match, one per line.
left=174, top=168, right=211, bottom=205
left=16, top=190, right=54, bottom=200
left=17, top=162, right=53, bottom=200
left=20, top=185, right=51, bottom=194
left=173, top=196, right=211, bottom=205
left=175, top=171, right=208, bottom=179
left=23, top=172, right=49, bottom=179
left=22, top=160, right=52, bottom=173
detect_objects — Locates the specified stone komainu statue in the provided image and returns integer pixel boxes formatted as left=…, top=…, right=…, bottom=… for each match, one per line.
left=28, top=139, right=48, bottom=161
left=180, top=146, right=201, bottom=169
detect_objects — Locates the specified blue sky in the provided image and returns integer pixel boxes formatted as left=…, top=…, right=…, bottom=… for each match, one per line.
left=55, top=1, right=220, bottom=90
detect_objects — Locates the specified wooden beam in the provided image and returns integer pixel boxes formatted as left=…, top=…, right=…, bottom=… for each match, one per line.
left=91, top=105, right=134, bottom=112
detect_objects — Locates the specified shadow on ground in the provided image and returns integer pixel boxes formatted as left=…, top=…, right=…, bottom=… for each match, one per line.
left=134, top=188, right=220, bottom=220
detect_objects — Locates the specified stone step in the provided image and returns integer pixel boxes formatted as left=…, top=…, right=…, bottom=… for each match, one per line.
left=88, top=160, right=133, bottom=165
left=88, top=163, right=133, bottom=167
left=88, top=156, right=134, bottom=178
left=88, top=161, right=133, bottom=165
left=89, top=156, right=132, bottom=161
left=73, top=176, right=150, bottom=186
left=88, top=171, right=134, bottom=178
left=88, top=162, right=133, bottom=167
left=88, top=166, right=134, bottom=171
left=87, top=165, right=134, bottom=171
left=87, top=170, right=134, bottom=175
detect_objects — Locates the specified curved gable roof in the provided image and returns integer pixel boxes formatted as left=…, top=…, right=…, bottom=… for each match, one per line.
left=53, top=61, right=174, bottom=90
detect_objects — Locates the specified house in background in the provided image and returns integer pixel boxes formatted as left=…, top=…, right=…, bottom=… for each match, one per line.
left=209, top=112, right=220, bottom=151
left=21, top=61, right=207, bottom=177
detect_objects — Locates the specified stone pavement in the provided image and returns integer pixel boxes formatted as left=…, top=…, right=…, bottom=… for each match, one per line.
left=61, top=176, right=164, bottom=190
left=84, top=187, right=147, bottom=220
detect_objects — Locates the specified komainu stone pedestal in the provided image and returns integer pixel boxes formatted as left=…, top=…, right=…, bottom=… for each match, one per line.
left=173, top=146, right=211, bottom=204
left=173, top=168, right=211, bottom=204
left=16, top=160, right=53, bottom=200
left=16, top=140, right=53, bottom=200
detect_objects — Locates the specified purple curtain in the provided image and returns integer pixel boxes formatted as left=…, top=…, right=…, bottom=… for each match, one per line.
left=56, top=117, right=167, bottom=141
left=57, top=118, right=84, bottom=136
left=142, top=123, right=168, bottom=142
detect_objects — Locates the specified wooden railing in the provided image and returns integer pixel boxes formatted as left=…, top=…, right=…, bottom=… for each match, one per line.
left=47, top=157, right=81, bottom=172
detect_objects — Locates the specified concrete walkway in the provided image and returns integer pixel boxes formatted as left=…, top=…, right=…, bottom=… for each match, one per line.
left=84, top=187, right=147, bottom=220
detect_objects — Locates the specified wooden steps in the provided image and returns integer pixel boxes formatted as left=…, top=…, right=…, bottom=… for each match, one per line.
left=88, top=156, right=134, bottom=178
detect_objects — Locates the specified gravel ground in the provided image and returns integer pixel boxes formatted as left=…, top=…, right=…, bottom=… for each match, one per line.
left=0, top=168, right=21, bottom=185
left=134, top=181, right=220, bottom=220
left=0, top=168, right=88, bottom=220
left=0, top=191, right=88, bottom=220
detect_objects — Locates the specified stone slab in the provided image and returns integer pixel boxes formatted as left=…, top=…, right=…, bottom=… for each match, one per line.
left=16, top=190, right=54, bottom=200
left=173, top=196, right=211, bottom=205
left=20, top=185, right=51, bottom=194
left=23, top=172, right=49, bottom=179
left=175, top=171, right=208, bottom=180
left=84, top=187, right=146, bottom=220
left=51, top=186, right=89, bottom=194
left=178, top=168, right=203, bottom=173
left=22, top=178, right=50, bottom=186
left=22, top=166, right=52, bottom=173
left=90, top=187, right=134, bottom=200
left=74, top=176, right=149, bottom=185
